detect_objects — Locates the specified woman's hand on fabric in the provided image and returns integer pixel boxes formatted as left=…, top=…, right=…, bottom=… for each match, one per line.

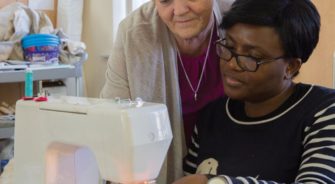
left=172, top=174, right=208, bottom=184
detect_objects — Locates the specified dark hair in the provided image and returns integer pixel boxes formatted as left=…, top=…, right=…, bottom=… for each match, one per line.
left=220, top=0, right=320, bottom=63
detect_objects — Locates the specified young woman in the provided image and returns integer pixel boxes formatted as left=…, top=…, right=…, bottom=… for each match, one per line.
left=175, top=0, right=335, bottom=183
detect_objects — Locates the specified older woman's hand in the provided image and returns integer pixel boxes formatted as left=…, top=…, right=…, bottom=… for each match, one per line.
left=172, top=174, right=208, bottom=184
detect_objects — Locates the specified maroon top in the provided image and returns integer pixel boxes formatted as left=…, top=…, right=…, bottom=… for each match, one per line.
left=178, top=29, right=224, bottom=147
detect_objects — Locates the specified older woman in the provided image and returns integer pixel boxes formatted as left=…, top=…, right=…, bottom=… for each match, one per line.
left=100, top=0, right=232, bottom=183
left=174, top=0, right=335, bottom=183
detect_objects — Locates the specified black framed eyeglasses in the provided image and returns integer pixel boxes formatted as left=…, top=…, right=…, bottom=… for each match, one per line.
left=215, top=38, right=286, bottom=72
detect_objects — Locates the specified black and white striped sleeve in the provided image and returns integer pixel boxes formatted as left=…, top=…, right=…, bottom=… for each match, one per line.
left=295, top=103, right=335, bottom=183
left=183, top=125, right=200, bottom=175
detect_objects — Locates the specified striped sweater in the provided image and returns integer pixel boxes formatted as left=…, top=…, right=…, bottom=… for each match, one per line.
left=183, top=83, right=335, bottom=183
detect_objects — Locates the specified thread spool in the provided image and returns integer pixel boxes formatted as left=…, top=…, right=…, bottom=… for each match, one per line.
left=25, top=68, right=33, bottom=98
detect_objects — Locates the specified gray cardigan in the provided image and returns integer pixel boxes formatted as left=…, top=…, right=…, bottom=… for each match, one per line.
left=100, top=1, right=226, bottom=183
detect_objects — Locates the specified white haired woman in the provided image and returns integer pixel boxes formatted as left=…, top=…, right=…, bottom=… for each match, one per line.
left=100, top=0, right=233, bottom=183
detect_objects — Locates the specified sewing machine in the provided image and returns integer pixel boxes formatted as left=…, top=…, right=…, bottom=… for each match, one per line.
left=13, top=96, right=172, bottom=184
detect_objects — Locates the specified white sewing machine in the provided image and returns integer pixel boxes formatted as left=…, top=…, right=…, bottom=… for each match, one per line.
left=13, top=96, right=172, bottom=184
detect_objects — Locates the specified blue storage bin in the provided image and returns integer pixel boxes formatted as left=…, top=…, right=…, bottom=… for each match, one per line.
left=22, top=34, right=60, bottom=64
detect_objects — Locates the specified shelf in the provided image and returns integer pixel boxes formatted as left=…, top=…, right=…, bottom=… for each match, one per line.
left=0, top=64, right=83, bottom=140
left=0, top=64, right=82, bottom=83
left=0, top=122, right=14, bottom=139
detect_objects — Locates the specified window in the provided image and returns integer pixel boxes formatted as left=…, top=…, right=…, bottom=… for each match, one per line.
left=112, top=0, right=150, bottom=39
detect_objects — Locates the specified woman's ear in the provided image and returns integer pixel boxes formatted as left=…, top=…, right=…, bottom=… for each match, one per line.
left=285, top=58, right=302, bottom=79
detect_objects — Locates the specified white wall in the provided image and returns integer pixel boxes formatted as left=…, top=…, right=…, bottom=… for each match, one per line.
left=82, top=0, right=149, bottom=97
left=82, top=0, right=114, bottom=97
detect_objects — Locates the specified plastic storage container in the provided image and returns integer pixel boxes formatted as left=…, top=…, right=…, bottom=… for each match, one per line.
left=22, top=34, right=60, bottom=64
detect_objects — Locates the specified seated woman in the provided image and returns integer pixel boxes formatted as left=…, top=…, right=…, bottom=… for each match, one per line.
left=174, top=0, right=335, bottom=183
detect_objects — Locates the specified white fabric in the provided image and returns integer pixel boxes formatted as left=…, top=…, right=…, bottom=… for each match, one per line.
left=0, top=2, right=86, bottom=64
